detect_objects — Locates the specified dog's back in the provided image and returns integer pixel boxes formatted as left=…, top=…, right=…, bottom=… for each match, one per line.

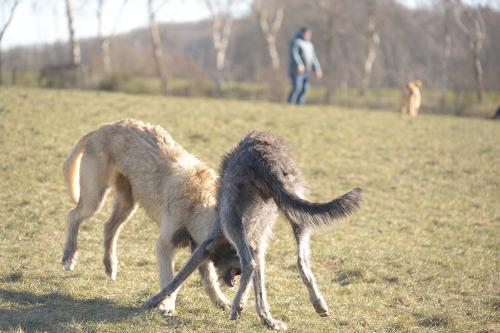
left=219, top=131, right=362, bottom=229
left=64, top=119, right=218, bottom=221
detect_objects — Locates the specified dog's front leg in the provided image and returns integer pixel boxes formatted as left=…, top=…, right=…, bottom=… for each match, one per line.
left=292, top=225, right=329, bottom=317
left=198, top=260, right=230, bottom=310
left=156, top=237, right=179, bottom=315
left=141, top=237, right=216, bottom=310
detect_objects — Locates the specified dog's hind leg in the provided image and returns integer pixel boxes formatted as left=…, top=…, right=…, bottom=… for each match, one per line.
left=222, top=213, right=255, bottom=321
left=252, top=242, right=287, bottom=330
left=103, top=173, right=137, bottom=280
left=62, top=153, right=110, bottom=271
left=292, top=224, right=329, bottom=317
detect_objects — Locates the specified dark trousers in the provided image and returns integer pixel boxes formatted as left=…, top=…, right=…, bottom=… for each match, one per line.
left=287, top=73, right=309, bottom=105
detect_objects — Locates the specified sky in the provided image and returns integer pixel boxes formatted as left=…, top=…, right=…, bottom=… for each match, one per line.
left=0, top=0, right=495, bottom=50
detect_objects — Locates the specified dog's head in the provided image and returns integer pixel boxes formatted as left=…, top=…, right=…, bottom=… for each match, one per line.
left=209, top=241, right=241, bottom=288
left=406, top=81, right=416, bottom=91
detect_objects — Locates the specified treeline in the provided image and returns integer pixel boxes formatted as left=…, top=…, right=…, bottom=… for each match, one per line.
left=2, top=0, right=500, bottom=106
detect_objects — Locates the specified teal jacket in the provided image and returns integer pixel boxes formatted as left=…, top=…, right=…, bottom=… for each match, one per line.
left=288, top=33, right=321, bottom=75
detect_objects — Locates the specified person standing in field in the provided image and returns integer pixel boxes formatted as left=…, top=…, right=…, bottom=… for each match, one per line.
left=287, top=27, right=323, bottom=105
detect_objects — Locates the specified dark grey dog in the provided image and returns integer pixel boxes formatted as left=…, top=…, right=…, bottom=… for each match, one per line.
left=143, top=131, right=362, bottom=330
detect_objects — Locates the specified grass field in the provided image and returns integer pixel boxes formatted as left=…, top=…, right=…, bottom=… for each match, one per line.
left=0, top=87, right=498, bottom=332
left=3, top=70, right=500, bottom=118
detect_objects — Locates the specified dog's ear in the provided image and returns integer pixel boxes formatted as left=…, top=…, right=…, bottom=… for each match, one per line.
left=414, top=80, right=422, bottom=88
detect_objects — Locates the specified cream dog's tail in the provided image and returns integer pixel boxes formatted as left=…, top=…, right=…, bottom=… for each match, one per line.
left=63, top=132, right=93, bottom=203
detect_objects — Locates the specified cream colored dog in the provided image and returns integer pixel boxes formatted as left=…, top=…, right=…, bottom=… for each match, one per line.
left=61, top=119, right=235, bottom=315
left=401, top=80, right=423, bottom=117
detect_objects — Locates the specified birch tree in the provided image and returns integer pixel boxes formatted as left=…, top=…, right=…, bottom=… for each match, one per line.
left=96, top=0, right=128, bottom=74
left=359, top=1, right=380, bottom=96
left=65, top=0, right=81, bottom=66
left=147, top=0, right=169, bottom=95
left=253, top=0, right=284, bottom=71
left=0, top=0, right=21, bottom=85
left=315, top=0, right=347, bottom=102
left=440, top=0, right=452, bottom=96
left=453, top=0, right=486, bottom=102
left=204, top=0, right=236, bottom=87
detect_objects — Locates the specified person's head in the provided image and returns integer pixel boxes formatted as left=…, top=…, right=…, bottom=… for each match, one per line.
left=299, top=27, right=312, bottom=41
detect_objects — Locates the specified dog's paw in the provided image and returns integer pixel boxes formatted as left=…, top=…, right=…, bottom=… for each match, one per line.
left=158, top=298, right=176, bottom=316
left=103, top=257, right=118, bottom=280
left=141, top=292, right=170, bottom=310
left=230, top=304, right=243, bottom=320
left=263, top=319, right=288, bottom=331
left=219, top=301, right=231, bottom=312
left=313, top=301, right=329, bottom=317
left=214, top=296, right=231, bottom=312
left=61, top=250, right=78, bottom=271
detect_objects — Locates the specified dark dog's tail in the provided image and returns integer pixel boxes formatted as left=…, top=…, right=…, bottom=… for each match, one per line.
left=255, top=161, right=362, bottom=228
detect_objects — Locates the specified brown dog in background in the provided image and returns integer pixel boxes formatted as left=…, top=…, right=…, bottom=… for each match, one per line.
left=401, top=80, right=422, bottom=117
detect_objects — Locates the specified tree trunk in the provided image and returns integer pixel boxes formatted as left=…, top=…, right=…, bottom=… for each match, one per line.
left=0, top=49, right=3, bottom=85
left=453, top=3, right=485, bottom=103
left=360, top=9, right=379, bottom=96
left=148, top=0, right=168, bottom=95
left=11, top=67, right=17, bottom=85
left=101, top=37, right=111, bottom=74
left=256, top=5, right=283, bottom=71
left=322, top=15, right=335, bottom=103
left=473, top=40, right=483, bottom=102
left=266, top=36, right=280, bottom=70
left=65, top=0, right=81, bottom=66
left=97, top=0, right=111, bottom=74
left=440, top=0, right=452, bottom=99
left=0, top=0, right=21, bottom=85
left=212, top=15, right=232, bottom=89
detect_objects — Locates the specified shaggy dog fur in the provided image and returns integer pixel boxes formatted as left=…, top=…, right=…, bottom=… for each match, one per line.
left=401, top=80, right=423, bottom=117
left=61, top=119, right=238, bottom=314
left=142, top=130, right=363, bottom=330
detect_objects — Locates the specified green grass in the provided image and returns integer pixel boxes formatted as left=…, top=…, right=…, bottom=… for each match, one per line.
left=3, top=69, right=500, bottom=118
left=0, top=87, right=498, bottom=332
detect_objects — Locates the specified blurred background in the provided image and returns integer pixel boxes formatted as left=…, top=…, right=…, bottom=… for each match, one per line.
left=1, top=0, right=499, bottom=117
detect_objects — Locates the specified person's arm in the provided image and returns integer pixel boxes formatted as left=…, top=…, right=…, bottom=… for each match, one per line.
left=311, top=46, right=322, bottom=78
left=291, top=39, right=305, bottom=73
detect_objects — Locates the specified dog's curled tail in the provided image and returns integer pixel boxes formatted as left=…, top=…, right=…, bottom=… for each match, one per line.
left=63, top=132, right=92, bottom=203
left=255, top=161, right=362, bottom=228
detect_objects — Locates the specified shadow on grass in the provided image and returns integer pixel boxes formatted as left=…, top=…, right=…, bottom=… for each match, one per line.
left=0, top=288, right=137, bottom=331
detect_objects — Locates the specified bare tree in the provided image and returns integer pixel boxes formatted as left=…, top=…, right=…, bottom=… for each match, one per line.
left=0, top=0, right=21, bottom=85
left=440, top=0, right=453, bottom=97
left=65, top=0, right=81, bottom=66
left=360, top=1, right=380, bottom=96
left=96, top=0, right=128, bottom=74
left=315, top=0, right=348, bottom=103
left=205, top=0, right=236, bottom=87
left=253, top=0, right=284, bottom=71
left=453, top=0, right=486, bottom=102
left=147, top=0, right=169, bottom=95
